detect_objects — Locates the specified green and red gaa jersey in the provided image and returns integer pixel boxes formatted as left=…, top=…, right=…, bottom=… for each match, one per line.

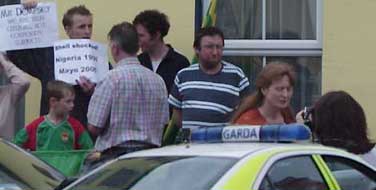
left=14, top=116, right=93, bottom=151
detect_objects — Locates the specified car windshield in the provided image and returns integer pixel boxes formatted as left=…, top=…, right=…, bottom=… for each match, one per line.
left=0, top=164, right=30, bottom=189
left=70, top=156, right=238, bottom=190
left=0, top=139, right=65, bottom=190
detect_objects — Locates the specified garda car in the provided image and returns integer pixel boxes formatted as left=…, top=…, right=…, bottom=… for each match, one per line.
left=0, top=138, right=66, bottom=190
left=63, top=124, right=376, bottom=190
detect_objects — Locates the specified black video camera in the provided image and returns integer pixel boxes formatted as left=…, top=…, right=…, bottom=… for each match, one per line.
left=302, top=106, right=314, bottom=132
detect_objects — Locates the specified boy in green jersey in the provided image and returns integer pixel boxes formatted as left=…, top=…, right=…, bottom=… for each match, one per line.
left=14, top=80, right=93, bottom=151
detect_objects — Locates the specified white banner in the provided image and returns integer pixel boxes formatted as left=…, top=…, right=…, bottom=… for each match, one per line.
left=0, top=3, right=58, bottom=51
left=54, top=39, right=109, bottom=85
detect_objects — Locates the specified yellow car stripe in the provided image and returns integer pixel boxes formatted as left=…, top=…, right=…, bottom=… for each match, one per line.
left=221, top=150, right=277, bottom=190
left=312, top=155, right=340, bottom=190
left=221, top=146, right=342, bottom=190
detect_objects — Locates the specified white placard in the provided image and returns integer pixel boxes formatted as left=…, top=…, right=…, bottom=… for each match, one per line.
left=54, top=39, right=109, bottom=85
left=0, top=3, right=58, bottom=51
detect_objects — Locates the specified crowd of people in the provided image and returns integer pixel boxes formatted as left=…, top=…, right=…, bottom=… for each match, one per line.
left=0, top=0, right=375, bottom=171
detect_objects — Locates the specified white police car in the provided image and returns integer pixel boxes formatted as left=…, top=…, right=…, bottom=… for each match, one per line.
left=63, top=124, right=376, bottom=190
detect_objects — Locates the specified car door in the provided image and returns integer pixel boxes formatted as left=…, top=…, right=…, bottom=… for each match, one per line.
left=257, top=155, right=328, bottom=190
left=320, top=155, right=376, bottom=190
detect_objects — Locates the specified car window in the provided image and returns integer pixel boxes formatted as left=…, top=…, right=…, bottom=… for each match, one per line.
left=0, top=164, right=30, bottom=190
left=69, top=156, right=237, bottom=190
left=322, top=155, right=376, bottom=190
left=0, top=139, right=65, bottom=190
left=259, top=156, right=327, bottom=190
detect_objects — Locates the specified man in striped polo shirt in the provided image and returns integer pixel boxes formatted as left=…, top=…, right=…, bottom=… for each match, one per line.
left=168, top=27, right=250, bottom=130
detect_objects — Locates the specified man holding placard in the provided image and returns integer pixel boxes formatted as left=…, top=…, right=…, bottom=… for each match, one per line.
left=59, top=5, right=109, bottom=128
left=5, top=4, right=108, bottom=129
left=0, top=0, right=38, bottom=140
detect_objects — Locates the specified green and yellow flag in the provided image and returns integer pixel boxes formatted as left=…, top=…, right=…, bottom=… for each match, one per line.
left=202, top=0, right=217, bottom=27
left=192, top=0, right=218, bottom=63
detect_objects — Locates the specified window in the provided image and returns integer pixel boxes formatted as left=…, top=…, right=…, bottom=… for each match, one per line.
left=322, top=156, right=376, bottom=190
left=259, top=156, right=327, bottom=190
left=70, top=156, right=238, bottom=190
left=0, top=164, right=30, bottom=190
left=200, top=0, right=322, bottom=111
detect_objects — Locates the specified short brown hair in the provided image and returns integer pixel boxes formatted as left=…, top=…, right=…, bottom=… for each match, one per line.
left=62, top=5, right=92, bottom=27
left=47, top=80, right=74, bottom=101
left=193, top=26, right=224, bottom=50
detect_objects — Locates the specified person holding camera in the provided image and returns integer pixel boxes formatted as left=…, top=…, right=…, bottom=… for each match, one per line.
left=231, top=62, right=296, bottom=125
left=297, top=90, right=376, bottom=167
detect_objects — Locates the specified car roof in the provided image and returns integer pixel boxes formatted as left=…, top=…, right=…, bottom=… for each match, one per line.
left=119, top=142, right=345, bottom=159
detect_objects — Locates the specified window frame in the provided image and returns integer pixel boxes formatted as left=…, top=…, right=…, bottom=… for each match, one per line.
left=200, top=0, right=324, bottom=110
left=202, top=0, right=323, bottom=57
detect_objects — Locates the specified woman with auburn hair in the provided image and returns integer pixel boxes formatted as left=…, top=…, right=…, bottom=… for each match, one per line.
left=308, top=91, right=376, bottom=166
left=231, top=62, right=296, bottom=125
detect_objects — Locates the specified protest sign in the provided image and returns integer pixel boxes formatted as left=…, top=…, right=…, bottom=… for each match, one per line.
left=54, top=39, right=109, bottom=85
left=0, top=2, right=58, bottom=51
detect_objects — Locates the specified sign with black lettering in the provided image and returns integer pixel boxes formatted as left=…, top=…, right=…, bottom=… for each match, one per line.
left=54, top=39, right=109, bottom=84
left=0, top=3, right=58, bottom=51
left=222, top=126, right=260, bottom=142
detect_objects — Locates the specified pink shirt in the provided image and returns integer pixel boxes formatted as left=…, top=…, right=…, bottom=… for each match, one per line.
left=0, top=58, right=30, bottom=140
left=88, top=57, right=169, bottom=151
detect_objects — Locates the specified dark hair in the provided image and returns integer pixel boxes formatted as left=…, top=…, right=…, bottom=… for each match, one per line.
left=313, top=90, right=375, bottom=154
left=231, top=62, right=296, bottom=123
left=133, top=9, right=170, bottom=40
left=193, top=26, right=224, bottom=50
left=108, top=22, right=139, bottom=55
left=62, top=5, right=92, bottom=27
left=47, top=80, right=74, bottom=101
